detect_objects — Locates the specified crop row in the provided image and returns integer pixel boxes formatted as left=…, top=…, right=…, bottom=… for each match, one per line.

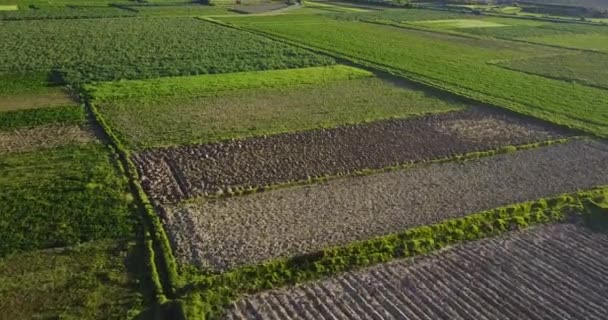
left=217, top=15, right=608, bottom=137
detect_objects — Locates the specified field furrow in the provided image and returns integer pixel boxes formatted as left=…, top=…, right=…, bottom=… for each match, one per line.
left=135, top=107, right=569, bottom=203
left=0, top=125, right=94, bottom=154
left=162, top=139, right=608, bottom=270
left=222, top=223, right=608, bottom=320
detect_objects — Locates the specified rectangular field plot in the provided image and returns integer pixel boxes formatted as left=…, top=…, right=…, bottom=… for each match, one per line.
left=221, top=14, right=608, bottom=137
left=497, top=52, right=608, bottom=89
left=222, top=223, right=608, bottom=320
left=0, top=17, right=333, bottom=84
left=523, top=33, right=608, bottom=52
left=161, top=140, right=608, bottom=271
left=96, top=77, right=466, bottom=150
left=413, top=19, right=509, bottom=29
left=0, top=143, right=133, bottom=257
left=134, top=107, right=571, bottom=203
left=0, top=240, right=143, bottom=319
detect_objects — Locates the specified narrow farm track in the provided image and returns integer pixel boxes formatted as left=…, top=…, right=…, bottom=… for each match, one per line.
left=134, top=107, right=569, bottom=203
left=162, top=139, right=608, bottom=270
left=222, top=223, right=608, bottom=320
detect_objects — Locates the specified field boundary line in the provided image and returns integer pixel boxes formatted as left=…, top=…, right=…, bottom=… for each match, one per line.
left=200, top=17, right=606, bottom=138
left=175, top=136, right=581, bottom=203
left=82, top=98, right=183, bottom=318
left=175, top=185, right=608, bottom=319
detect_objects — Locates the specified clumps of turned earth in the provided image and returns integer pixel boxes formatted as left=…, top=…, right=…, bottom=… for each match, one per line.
left=161, top=139, right=608, bottom=271
left=0, top=125, right=94, bottom=154
left=134, top=107, right=571, bottom=203
left=222, top=223, right=608, bottom=320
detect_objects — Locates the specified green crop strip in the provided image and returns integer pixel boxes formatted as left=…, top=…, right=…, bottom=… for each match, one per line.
left=84, top=65, right=373, bottom=103
left=175, top=186, right=608, bottom=319
left=0, top=143, right=135, bottom=257
left=184, top=137, right=578, bottom=201
left=214, top=15, right=608, bottom=138
left=0, top=105, right=84, bottom=131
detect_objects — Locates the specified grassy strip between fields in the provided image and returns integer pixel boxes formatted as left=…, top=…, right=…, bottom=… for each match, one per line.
left=175, top=185, right=608, bottom=319
left=84, top=65, right=373, bottom=103
left=86, top=100, right=180, bottom=314
left=0, top=105, right=84, bottom=130
left=187, top=136, right=578, bottom=201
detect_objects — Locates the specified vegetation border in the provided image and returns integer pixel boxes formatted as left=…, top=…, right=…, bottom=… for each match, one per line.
left=175, top=183, right=608, bottom=319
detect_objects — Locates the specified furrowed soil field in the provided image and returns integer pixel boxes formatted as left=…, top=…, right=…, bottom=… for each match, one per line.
left=161, top=140, right=608, bottom=271
left=219, top=14, right=608, bottom=136
left=0, top=17, right=333, bottom=86
left=94, top=75, right=466, bottom=150
left=222, top=223, right=608, bottom=320
left=134, top=107, right=571, bottom=202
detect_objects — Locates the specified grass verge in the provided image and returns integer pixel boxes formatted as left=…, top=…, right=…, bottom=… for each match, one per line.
left=176, top=185, right=608, bottom=319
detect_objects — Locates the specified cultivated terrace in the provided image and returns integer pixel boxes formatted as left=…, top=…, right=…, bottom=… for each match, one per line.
left=0, top=0, right=607, bottom=319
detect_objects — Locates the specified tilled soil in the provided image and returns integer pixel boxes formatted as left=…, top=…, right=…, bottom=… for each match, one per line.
left=161, top=140, right=608, bottom=271
left=135, top=107, right=570, bottom=203
left=222, top=223, right=608, bottom=320
left=0, top=125, right=94, bottom=154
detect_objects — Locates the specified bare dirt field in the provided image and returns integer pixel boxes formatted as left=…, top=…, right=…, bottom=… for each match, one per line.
left=0, top=125, right=94, bottom=154
left=135, top=107, right=569, bottom=203
left=161, top=139, right=608, bottom=271
left=222, top=223, right=608, bottom=320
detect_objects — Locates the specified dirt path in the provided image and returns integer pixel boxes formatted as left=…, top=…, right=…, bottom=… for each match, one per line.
left=222, top=223, right=608, bottom=320
left=162, top=139, right=608, bottom=271
left=136, top=107, right=570, bottom=203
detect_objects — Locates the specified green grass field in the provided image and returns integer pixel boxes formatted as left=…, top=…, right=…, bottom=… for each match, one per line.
left=523, top=33, right=608, bottom=52
left=219, top=14, right=608, bottom=137
left=94, top=76, right=467, bottom=149
left=0, top=240, right=144, bottom=319
left=0, top=17, right=333, bottom=86
left=497, top=52, right=608, bottom=89
left=86, top=65, right=372, bottom=102
left=0, top=143, right=134, bottom=257
left=0, top=105, right=85, bottom=130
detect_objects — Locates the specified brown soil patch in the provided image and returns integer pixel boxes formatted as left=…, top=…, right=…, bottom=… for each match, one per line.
left=0, top=125, right=94, bottom=154
left=135, top=107, right=570, bottom=203
left=161, top=140, right=608, bottom=271
left=223, top=223, right=608, bottom=320
left=0, top=89, right=78, bottom=112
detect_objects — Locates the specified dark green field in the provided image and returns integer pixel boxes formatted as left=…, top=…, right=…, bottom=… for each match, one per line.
left=2, top=1, right=608, bottom=319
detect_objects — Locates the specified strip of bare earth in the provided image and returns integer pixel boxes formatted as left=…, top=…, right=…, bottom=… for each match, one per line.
left=221, top=223, right=608, bottom=320
left=134, top=107, right=571, bottom=203
left=161, top=139, right=608, bottom=271
left=0, top=125, right=94, bottom=154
